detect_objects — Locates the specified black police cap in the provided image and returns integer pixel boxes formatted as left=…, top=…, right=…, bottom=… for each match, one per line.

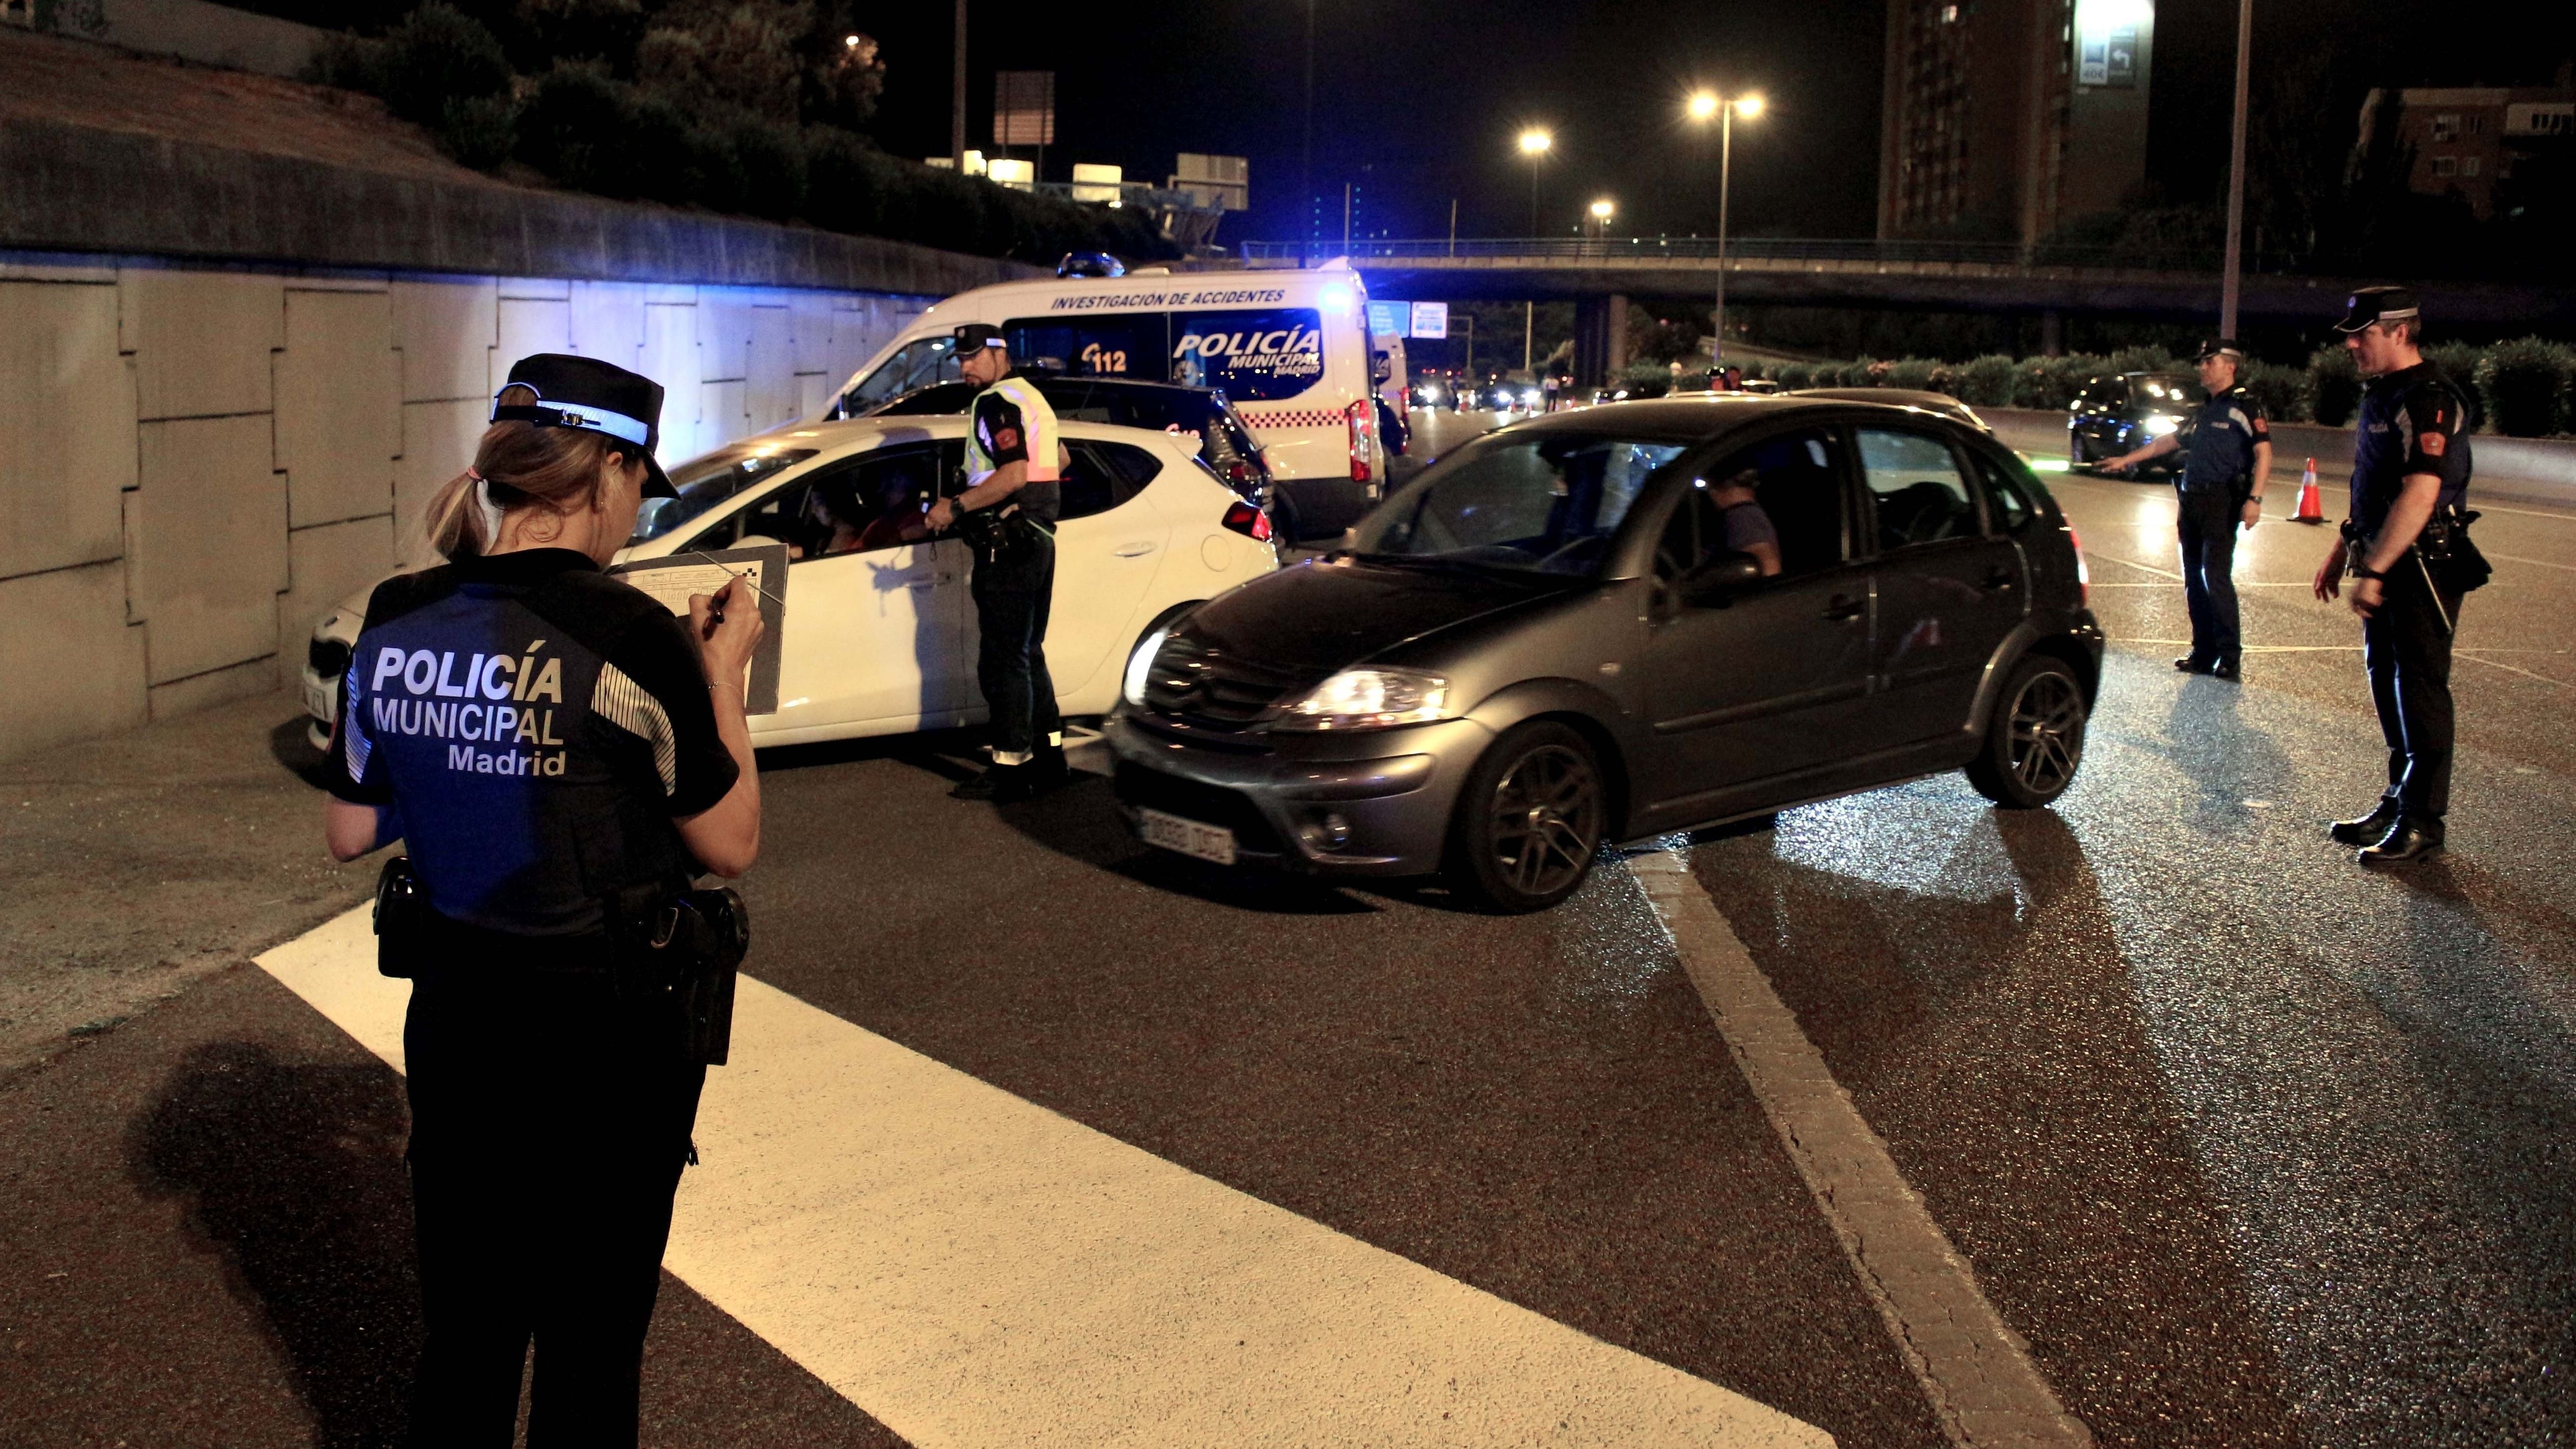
left=2194, top=338, right=2246, bottom=362
left=952, top=322, right=1010, bottom=351
left=492, top=353, right=675, bottom=497
left=2335, top=286, right=2420, bottom=335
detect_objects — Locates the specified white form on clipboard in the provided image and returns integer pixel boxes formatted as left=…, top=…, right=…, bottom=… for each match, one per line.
left=608, top=543, right=790, bottom=714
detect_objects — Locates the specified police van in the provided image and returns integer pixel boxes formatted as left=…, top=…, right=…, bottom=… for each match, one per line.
left=832, top=259, right=1387, bottom=541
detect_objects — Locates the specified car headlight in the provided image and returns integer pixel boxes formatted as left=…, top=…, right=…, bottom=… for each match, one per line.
left=2143, top=414, right=2180, bottom=435
left=1121, top=627, right=1171, bottom=708
left=1274, top=667, right=1450, bottom=731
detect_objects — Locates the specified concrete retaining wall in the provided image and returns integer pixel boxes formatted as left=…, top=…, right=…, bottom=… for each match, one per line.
left=0, top=252, right=931, bottom=762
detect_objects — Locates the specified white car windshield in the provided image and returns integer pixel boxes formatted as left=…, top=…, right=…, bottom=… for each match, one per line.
left=630, top=446, right=819, bottom=543
left=1353, top=432, right=1688, bottom=576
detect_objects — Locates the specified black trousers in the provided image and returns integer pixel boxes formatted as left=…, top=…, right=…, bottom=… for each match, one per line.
left=2364, top=556, right=2464, bottom=821
left=969, top=527, right=1062, bottom=763
left=2175, top=487, right=2243, bottom=665
left=404, top=960, right=705, bottom=1448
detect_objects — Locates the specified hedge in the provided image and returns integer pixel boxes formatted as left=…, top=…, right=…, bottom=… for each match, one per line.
left=2474, top=338, right=2574, bottom=437
left=2307, top=347, right=2363, bottom=427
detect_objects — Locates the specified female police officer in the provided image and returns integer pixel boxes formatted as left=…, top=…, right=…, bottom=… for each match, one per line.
left=320, top=353, right=762, bottom=1446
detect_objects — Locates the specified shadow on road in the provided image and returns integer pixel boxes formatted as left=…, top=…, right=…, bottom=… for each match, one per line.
left=270, top=716, right=340, bottom=792
left=127, top=1041, right=421, bottom=1449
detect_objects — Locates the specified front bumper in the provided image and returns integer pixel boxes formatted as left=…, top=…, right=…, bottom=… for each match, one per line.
left=1103, top=710, right=1494, bottom=877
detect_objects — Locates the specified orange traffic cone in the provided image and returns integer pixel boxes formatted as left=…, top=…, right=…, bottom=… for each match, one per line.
left=2290, top=458, right=2325, bottom=523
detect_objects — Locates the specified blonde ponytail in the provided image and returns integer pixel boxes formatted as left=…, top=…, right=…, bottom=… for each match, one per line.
left=424, top=399, right=632, bottom=561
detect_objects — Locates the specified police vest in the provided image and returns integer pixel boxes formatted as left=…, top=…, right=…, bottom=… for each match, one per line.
left=966, top=375, right=1063, bottom=525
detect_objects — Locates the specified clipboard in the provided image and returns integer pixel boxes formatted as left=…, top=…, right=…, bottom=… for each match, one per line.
left=608, top=543, right=789, bottom=714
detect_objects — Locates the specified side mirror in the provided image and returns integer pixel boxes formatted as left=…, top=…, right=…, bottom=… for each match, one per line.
left=632, top=497, right=678, bottom=539
left=1680, top=553, right=1763, bottom=606
left=1371, top=349, right=1393, bottom=385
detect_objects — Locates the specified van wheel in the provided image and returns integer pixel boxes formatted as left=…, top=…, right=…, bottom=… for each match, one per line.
left=1448, top=722, right=1605, bottom=913
left=1966, top=656, right=2088, bottom=809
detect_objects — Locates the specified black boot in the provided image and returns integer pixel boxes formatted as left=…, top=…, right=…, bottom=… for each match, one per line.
left=950, top=763, right=1031, bottom=802
left=1025, top=743, right=1072, bottom=793
left=2357, top=816, right=2444, bottom=866
left=2328, top=799, right=2402, bottom=845
left=2206, top=657, right=2242, bottom=681
left=2173, top=654, right=2211, bottom=674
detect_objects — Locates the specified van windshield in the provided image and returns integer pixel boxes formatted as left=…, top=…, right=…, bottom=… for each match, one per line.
left=1353, top=431, right=1687, bottom=577
left=843, top=337, right=961, bottom=413
left=629, top=446, right=819, bottom=543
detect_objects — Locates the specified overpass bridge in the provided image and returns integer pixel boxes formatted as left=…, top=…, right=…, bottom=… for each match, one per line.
left=1229, top=237, right=2576, bottom=332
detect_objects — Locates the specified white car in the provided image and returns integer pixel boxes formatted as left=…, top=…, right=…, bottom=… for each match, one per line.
left=301, top=416, right=1277, bottom=751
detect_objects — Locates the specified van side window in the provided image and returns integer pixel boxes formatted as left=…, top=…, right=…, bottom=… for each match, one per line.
left=1003, top=315, right=1169, bottom=380
left=1171, top=308, right=1327, bottom=401
left=1059, top=441, right=1162, bottom=520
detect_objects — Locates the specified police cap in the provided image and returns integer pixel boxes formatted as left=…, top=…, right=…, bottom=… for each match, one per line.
left=953, top=322, right=1010, bottom=351
left=2334, top=285, right=2420, bottom=335
left=491, top=353, right=675, bottom=497
left=2193, top=338, right=2246, bottom=363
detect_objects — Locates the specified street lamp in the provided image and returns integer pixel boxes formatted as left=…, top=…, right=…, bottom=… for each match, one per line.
left=1685, top=90, right=1764, bottom=372
left=1588, top=198, right=1615, bottom=241
left=1515, top=127, right=1553, bottom=376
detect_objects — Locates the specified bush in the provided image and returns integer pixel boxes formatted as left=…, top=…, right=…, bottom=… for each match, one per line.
left=2240, top=361, right=2307, bottom=424
left=434, top=93, right=518, bottom=171
left=2106, top=344, right=2178, bottom=376
left=1772, top=361, right=1814, bottom=391
left=2474, top=337, right=2572, bottom=438
left=2307, top=346, right=2362, bottom=427
left=1885, top=357, right=1940, bottom=392
left=515, top=62, right=651, bottom=198
left=1955, top=354, right=2016, bottom=407
left=1618, top=360, right=1673, bottom=398
left=377, top=3, right=513, bottom=127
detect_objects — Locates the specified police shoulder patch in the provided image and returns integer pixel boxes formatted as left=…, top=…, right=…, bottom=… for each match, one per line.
left=2422, top=430, right=2446, bottom=456
left=994, top=425, right=1021, bottom=451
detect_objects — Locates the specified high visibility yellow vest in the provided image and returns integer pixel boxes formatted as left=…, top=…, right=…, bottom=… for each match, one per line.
left=965, top=374, right=1063, bottom=486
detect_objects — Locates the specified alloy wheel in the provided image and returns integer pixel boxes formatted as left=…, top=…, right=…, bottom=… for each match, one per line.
left=2007, top=671, right=2084, bottom=795
left=1488, top=744, right=1602, bottom=898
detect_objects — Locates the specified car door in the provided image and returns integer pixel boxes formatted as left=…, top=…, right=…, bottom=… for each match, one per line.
left=1854, top=423, right=2027, bottom=745
left=1011, top=437, right=1171, bottom=706
left=711, top=441, right=972, bottom=733
left=1637, top=426, right=1876, bottom=818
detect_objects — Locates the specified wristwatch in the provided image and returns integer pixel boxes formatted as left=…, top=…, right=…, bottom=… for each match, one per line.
left=2350, top=564, right=2386, bottom=581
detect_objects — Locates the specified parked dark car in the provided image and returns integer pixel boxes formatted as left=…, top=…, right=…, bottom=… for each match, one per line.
left=2066, top=372, right=2199, bottom=475
left=862, top=374, right=1273, bottom=504
left=1105, top=397, right=2102, bottom=912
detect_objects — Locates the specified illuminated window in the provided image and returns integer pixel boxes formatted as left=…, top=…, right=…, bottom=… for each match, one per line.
left=2430, top=113, right=2460, bottom=142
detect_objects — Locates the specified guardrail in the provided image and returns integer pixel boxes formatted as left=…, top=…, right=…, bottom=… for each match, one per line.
left=1239, top=237, right=2316, bottom=276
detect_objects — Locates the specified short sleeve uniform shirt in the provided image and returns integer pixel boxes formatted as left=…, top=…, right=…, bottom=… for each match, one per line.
left=2350, top=362, right=2473, bottom=537
left=328, top=549, right=737, bottom=935
left=2176, top=387, right=2269, bottom=494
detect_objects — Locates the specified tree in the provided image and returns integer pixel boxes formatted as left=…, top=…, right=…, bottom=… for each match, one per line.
left=633, top=0, right=881, bottom=128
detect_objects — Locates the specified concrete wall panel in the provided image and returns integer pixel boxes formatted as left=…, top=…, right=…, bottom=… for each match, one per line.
left=700, top=380, right=747, bottom=450
left=129, top=414, right=288, bottom=685
left=277, top=288, right=398, bottom=529
left=121, top=268, right=281, bottom=420
left=569, top=281, right=647, bottom=374
left=641, top=301, right=703, bottom=461
left=277, top=514, right=395, bottom=685
left=796, top=372, right=833, bottom=421
left=747, top=304, right=797, bottom=431
left=148, top=654, right=279, bottom=721
left=392, top=276, right=497, bottom=403
left=491, top=297, right=572, bottom=392
left=0, top=562, right=146, bottom=756
left=699, top=288, right=754, bottom=383
left=789, top=291, right=837, bottom=374
left=0, top=281, right=136, bottom=580
left=396, top=398, right=485, bottom=569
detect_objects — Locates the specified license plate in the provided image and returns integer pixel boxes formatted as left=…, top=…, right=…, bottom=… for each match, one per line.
left=302, top=676, right=333, bottom=723
left=1136, top=807, right=1237, bottom=866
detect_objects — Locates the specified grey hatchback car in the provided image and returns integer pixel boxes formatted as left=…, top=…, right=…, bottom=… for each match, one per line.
left=1103, top=396, right=2103, bottom=912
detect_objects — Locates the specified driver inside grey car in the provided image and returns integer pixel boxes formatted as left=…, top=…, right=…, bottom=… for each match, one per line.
left=1708, top=467, right=1783, bottom=577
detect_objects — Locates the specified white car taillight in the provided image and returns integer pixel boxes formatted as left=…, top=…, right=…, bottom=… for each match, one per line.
left=1346, top=398, right=1374, bottom=483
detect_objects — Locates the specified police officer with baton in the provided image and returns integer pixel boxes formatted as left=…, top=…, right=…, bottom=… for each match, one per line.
left=2099, top=338, right=2272, bottom=679
left=2312, top=287, right=2480, bottom=865
left=929, top=323, right=1070, bottom=802
left=321, top=354, right=763, bottom=1444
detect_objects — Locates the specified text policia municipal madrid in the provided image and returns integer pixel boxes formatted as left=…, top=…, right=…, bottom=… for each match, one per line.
left=365, top=642, right=570, bottom=777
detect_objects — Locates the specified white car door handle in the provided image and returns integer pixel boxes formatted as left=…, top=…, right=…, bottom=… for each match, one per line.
left=1114, top=542, right=1158, bottom=557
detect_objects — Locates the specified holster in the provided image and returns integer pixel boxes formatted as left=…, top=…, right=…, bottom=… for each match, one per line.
left=2416, top=506, right=2490, bottom=594
left=372, top=856, right=435, bottom=979
left=602, top=879, right=748, bottom=1066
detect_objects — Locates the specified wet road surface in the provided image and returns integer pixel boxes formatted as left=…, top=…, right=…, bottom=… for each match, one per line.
left=4, top=406, right=2571, bottom=1447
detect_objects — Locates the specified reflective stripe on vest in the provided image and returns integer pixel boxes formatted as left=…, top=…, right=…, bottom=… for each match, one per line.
left=967, top=375, right=1062, bottom=485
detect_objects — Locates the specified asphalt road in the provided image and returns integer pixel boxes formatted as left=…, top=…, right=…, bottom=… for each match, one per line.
left=3, top=405, right=2571, bottom=1447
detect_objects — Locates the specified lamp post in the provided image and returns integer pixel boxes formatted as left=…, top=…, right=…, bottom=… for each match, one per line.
left=1516, top=127, right=1552, bottom=377
left=1588, top=198, right=1614, bottom=245
left=2219, top=0, right=2253, bottom=338
left=1685, top=90, right=1763, bottom=371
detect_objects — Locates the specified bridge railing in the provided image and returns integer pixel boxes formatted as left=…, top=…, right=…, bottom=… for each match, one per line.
left=1238, top=237, right=2313, bottom=276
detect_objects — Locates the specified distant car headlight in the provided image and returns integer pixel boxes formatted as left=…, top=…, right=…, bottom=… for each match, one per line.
left=1122, top=627, right=1171, bottom=708
left=1273, top=667, right=1450, bottom=731
left=2143, top=414, right=2181, bottom=435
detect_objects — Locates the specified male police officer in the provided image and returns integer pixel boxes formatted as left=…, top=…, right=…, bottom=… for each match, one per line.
left=2312, top=286, right=2473, bottom=865
left=928, top=323, right=1067, bottom=801
left=2102, top=339, right=2272, bottom=679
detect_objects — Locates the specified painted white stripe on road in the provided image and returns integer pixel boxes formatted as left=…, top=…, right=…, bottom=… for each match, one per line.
left=259, top=906, right=1831, bottom=1449
left=1626, top=851, right=2092, bottom=1449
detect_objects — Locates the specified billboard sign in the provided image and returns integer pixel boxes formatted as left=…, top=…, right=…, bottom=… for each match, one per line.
left=2073, top=0, right=2145, bottom=88
left=1408, top=302, right=1450, bottom=340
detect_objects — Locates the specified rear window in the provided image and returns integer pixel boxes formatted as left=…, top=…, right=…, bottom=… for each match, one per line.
left=1061, top=440, right=1162, bottom=519
left=1171, top=308, right=1327, bottom=401
left=1003, top=314, right=1168, bottom=379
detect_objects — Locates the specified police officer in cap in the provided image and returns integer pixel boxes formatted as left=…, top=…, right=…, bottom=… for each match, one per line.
left=2311, top=286, right=2473, bottom=864
left=928, top=322, right=1069, bottom=801
left=2101, top=338, right=2273, bottom=679
left=322, top=353, right=764, bottom=1443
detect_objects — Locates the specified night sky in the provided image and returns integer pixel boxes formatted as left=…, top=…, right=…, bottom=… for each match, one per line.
left=858, top=0, right=2571, bottom=250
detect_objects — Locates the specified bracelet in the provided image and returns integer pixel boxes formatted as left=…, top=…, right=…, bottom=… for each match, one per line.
left=2350, top=565, right=2385, bottom=581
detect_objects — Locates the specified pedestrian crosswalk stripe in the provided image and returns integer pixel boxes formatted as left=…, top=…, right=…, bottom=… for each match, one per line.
left=259, top=905, right=1831, bottom=1448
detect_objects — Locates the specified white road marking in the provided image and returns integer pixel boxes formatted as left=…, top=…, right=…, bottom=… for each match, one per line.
left=2486, top=551, right=2576, bottom=573
left=1626, top=851, right=2094, bottom=1449
left=2081, top=552, right=2182, bottom=581
left=259, top=906, right=1832, bottom=1449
